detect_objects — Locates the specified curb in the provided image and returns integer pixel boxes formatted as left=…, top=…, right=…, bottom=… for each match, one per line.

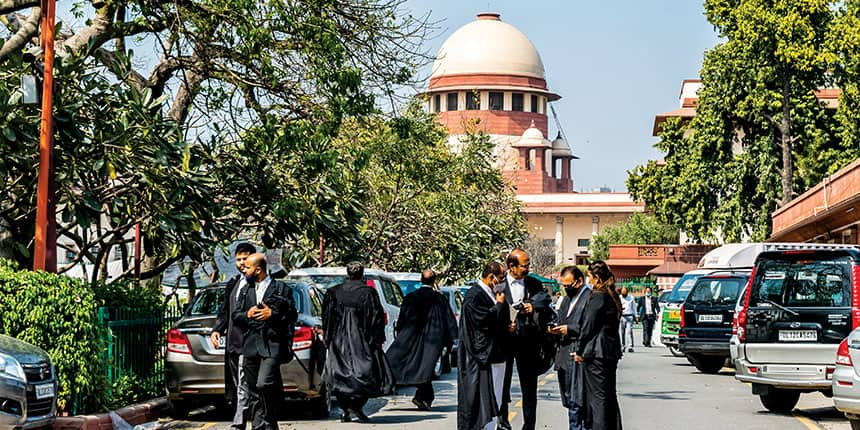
left=53, top=398, right=169, bottom=430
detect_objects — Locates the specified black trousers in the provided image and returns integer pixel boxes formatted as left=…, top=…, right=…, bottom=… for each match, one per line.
left=243, top=356, right=282, bottom=430
left=557, top=365, right=571, bottom=409
left=583, top=358, right=622, bottom=430
left=502, top=348, right=539, bottom=430
left=225, top=351, right=239, bottom=406
left=642, top=316, right=656, bottom=346
left=414, top=381, right=435, bottom=405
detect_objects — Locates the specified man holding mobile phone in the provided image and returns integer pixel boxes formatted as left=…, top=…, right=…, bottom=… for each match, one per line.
left=549, top=266, right=591, bottom=430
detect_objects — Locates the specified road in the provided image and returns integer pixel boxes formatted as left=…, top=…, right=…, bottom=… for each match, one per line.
left=153, top=346, right=851, bottom=430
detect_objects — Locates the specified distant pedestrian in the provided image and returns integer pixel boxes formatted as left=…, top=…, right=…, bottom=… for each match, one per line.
left=387, top=269, right=458, bottom=411
left=458, top=261, right=512, bottom=430
left=574, top=261, right=623, bottom=430
left=322, top=261, right=394, bottom=423
left=549, top=266, right=592, bottom=430
left=211, top=242, right=256, bottom=430
left=618, top=287, right=636, bottom=353
left=232, top=253, right=298, bottom=430
left=637, top=287, right=660, bottom=347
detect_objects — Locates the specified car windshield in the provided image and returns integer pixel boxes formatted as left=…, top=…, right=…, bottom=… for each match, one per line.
left=188, top=288, right=226, bottom=316
left=749, top=256, right=852, bottom=308
left=668, top=274, right=702, bottom=303
left=398, top=280, right=422, bottom=296
left=687, top=278, right=747, bottom=305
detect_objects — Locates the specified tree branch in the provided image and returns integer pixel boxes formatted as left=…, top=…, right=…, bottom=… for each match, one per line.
left=0, top=6, right=39, bottom=59
left=0, top=0, right=36, bottom=15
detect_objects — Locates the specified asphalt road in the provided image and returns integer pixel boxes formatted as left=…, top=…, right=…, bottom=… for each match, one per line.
left=151, top=344, right=853, bottom=430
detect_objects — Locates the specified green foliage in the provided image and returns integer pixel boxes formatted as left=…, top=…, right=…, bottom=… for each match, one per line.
left=0, top=261, right=107, bottom=413
left=588, top=213, right=679, bottom=260
left=333, top=102, right=527, bottom=282
left=629, top=0, right=860, bottom=241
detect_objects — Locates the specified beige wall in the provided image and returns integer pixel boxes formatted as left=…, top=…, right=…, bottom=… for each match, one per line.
left=525, top=212, right=635, bottom=265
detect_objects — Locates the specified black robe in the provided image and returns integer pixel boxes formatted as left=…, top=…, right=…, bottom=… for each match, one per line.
left=387, top=286, right=458, bottom=385
left=457, top=283, right=510, bottom=430
left=322, top=279, right=394, bottom=399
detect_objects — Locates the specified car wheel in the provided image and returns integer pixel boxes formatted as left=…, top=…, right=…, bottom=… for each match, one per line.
left=692, top=355, right=725, bottom=374
left=168, top=399, right=191, bottom=419
left=759, top=388, right=800, bottom=413
left=850, top=418, right=860, bottom=430
left=310, top=382, right=333, bottom=419
left=668, top=345, right=685, bottom=357
left=685, top=354, right=696, bottom=366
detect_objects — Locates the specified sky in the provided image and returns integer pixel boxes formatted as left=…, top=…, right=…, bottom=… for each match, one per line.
left=404, top=0, right=721, bottom=192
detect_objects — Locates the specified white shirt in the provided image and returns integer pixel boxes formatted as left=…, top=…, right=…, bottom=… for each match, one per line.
left=620, top=294, right=636, bottom=316
left=644, top=296, right=654, bottom=315
left=255, top=276, right=272, bottom=304
left=566, top=287, right=585, bottom=319
left=235, top=278, right=247, bottom=300
left=478, top=280, right=495, bottom=302
left=506, top=274, right=525, bottom=305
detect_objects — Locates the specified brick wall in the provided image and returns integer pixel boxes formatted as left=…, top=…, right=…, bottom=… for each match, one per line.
left=437, top=110, right=548, bottom=136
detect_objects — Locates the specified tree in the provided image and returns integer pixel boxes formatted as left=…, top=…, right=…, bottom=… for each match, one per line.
left=1, top=0, right=433, bottom=281
left=588, top=213, right=679, bottom=261
left=629, top=0, right=859, bottom=241
left=333, top=103, right=527, bottom=282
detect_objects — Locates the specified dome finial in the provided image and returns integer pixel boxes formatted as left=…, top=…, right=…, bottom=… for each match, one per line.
left=477, top=12, right=501, bottom=21
left=529, top=120, right=536, bottom=128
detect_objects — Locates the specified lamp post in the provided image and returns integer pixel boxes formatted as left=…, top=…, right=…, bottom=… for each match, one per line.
left=32, top=0, right=57, bottom=272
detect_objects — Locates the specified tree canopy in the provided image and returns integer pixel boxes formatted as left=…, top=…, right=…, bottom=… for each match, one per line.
left=628, top=0, right=860, bottom=242
left=588, top=213, right=679, bottom=261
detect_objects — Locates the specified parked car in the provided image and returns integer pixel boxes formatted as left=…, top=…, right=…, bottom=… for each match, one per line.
left=390, top=272, right=422, bottom=296
left=662, top=243, right=764, bottom=357
left=833, top=327, right=860, bottom=429
left=0, top=335, right=57, bottom=429
left=165, top=280, right=329, bottom=418
left=734, top=245, right=859, bottom=413
left=679, top=273, right=749, bottom=373
left=437, top=286, right=466, bottom=373
left=288, top=267, right=404, bottom=351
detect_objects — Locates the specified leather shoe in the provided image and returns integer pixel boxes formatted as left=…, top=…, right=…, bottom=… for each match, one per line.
left=496, top=417, right=512, bottom=430
left=412, top=398, right=431, bottom=411
left=351, top=409, right=371, bottom=423
left=340, top=411, right=351, bottom=423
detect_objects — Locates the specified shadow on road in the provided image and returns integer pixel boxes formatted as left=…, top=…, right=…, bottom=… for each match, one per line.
left=364, top=414, right=447, bottom=424
left=621, top=390, right=694, bottom=401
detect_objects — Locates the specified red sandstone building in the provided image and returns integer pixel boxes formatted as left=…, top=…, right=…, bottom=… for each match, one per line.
left=425, top=12, right=644, bottom=266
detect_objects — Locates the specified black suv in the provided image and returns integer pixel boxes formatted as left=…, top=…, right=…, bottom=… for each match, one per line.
left=679, top=273, right=750, bottom=374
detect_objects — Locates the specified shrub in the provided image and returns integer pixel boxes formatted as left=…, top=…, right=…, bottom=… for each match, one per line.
left=0, top=260, right=108, bottom=413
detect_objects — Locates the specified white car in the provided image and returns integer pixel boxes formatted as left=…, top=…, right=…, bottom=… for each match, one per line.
left=288, top=267, right=403, bottom=351
left=833, top=328, right=860, bottom=428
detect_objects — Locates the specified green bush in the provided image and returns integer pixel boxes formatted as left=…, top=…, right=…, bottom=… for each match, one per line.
left=0, top=260, right=108, bottom=413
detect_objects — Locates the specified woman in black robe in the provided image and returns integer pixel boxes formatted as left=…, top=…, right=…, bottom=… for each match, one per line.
left=573, top=260, right=623, bottom=430
left=322, top=262, right=394, bottom=423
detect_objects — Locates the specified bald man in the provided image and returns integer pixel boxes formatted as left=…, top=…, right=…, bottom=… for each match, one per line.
left=386, top=269, right=458, bottom=411
left=232, top=253, right=297, bottom=430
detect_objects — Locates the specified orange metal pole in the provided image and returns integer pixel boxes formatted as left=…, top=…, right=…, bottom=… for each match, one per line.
left=33, top=0, right=56, bottom=272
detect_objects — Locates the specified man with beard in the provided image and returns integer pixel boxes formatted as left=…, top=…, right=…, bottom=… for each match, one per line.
left=458, top=261, right=512, bottom=430
left=500, top=249, right=553, bottom=430
left=549, top=266, right=592, bottom=430
left=322, top=261, right=394, bottom=423
left=387, top=269, right=458, bottom=411
left=232, top=253, right=298, bottom=430
left=211, top=242, right=256, bottom=430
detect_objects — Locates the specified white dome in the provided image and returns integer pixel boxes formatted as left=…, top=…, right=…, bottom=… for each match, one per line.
left=513, top=121, right=549, bottom=147
left=431, top=13, right=545, bottom=80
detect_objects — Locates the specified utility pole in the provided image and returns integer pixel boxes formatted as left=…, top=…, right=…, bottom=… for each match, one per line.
left=33, top=0, right=57, bottom=272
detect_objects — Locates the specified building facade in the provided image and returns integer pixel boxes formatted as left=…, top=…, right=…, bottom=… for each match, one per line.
left=426, top=13, right=644, bottom=266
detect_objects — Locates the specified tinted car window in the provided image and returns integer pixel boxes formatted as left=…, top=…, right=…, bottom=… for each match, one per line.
left=687, top=278, right=745, bottom=305
left=284, top=284, right=306, bottom=314
left=308, top=287, right=323, bottom=317
left=189, top=288, right=225, bottom=316
left=750, top=256, right=852, bottom=308
left=454, top=290, right=464, bottom=311
left=399, top=280, right=422, bottom=296
left=668, top=274, right=702, bottom=303
left=381, top=280, right=403, bottom=306
left=307, top=275, right=346, bottom=289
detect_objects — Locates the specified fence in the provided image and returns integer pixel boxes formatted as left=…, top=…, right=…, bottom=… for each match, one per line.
left=615, top=276, right=657, bottom=294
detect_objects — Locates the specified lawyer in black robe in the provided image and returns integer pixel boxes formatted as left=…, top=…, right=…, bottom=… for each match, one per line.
left=386, top=281, right=457, bottom=408
left=322, top=265, right=394, bottom=422
left=458, top=267, right=511, bottom=430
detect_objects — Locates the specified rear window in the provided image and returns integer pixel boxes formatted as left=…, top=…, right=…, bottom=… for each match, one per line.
left=189, top=288, right=225, bottom=316
left=381, top=280, right=404, bottom=306
left=306, top=275, right=346, bottom=289
left=668, top=274, right=702, bottom=303
left=398, top=280, right=422, bottom=296
left=749, top=256, right=852, bottom=308
left=454, top=290, right=464, bottom=311
left=687, top=278, right=747, bottom=305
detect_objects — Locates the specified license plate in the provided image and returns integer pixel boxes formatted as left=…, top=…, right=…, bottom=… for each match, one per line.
left=669, top=310, right=680, bottom=319
left=35, top=383, right=54, bottom=400
left=778, top=330, right=817, bottom=342
left=697, top=314, right=723, bottom=323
